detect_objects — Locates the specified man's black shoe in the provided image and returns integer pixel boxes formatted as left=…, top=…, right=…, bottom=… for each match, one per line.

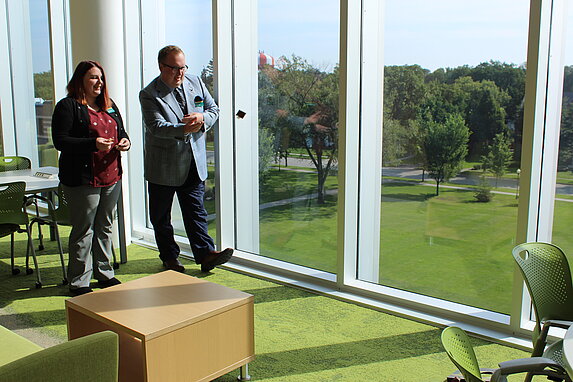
left=97, top=277, right=122, bottom=288
left=69, top=287, right=93, bottom=297
left=163, top=258, right=185, bottom=273
left=200, top=248, right=234, bottom=272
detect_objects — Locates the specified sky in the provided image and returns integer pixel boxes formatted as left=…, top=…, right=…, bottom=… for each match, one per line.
left=30, top=0, right=573, bottom=75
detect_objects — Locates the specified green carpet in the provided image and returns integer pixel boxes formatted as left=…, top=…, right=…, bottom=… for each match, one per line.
left=0, top=229, right=533, bottom=381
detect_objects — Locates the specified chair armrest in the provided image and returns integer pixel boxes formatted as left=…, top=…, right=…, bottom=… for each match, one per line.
left=544, top=319, right=573, bottom=330
left=25, top=194, right=56, bottom=212
left=0, top=331, right=119, bottom=382
left=491, top=357, right=567, bottom=382
left=25, top=194, right=57, bottom=221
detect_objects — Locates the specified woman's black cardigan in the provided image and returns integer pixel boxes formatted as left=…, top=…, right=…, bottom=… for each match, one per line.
left=51, top=97, right=129, bottom=186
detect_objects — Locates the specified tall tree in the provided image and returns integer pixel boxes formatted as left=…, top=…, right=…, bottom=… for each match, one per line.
left=558, top=99, right=573, bottom=171
left=422, top=114, right=470, bottom=195
left=423, top=77, right=508, bottom=158
left=258, top=126, right=275, bottom=184
left=482, top=132, right=512, bottom=186
left=270, top=55, right=339, bottom=204
left=384, top=65, right=428, bottom=123
left=382, top=114, right=406, bottom=166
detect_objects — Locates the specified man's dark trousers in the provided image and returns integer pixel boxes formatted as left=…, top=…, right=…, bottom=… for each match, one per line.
left=148, top=164, right=214, bottom=264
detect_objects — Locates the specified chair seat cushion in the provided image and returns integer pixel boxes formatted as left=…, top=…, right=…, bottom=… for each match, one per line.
left=0, top=224, right=19, bottom=238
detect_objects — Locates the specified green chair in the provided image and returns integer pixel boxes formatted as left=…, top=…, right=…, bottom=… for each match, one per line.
left=0, top=156, right=31, bottom=171
left=27, top=184, right=68, bottom=286
left=0, top=182, right=42, bottom=287
left=0, top=156, right=46, bottom=249
left=512, top=242, right=573, bottom=380
left=0, top=326, right=119, bottom=382
left=441, top=326, right=570, bottom=382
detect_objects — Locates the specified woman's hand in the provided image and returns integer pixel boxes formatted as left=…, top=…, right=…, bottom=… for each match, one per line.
left=96, top=137, right=114, bottom=151
left=115, top=138, right=131, bottom=151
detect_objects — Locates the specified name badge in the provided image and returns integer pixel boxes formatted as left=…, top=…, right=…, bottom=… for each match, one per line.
left=194, top=96, right=204, bottom=108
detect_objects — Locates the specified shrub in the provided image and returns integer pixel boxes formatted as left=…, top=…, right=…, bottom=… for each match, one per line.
left=474, top=176, right=493, bottom=202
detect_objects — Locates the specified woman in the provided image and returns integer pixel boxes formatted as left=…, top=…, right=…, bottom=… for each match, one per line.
left=52, top=61, right=130, bottom=296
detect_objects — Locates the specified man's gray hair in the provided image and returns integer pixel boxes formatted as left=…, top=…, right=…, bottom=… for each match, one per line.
left=158, top=45, right=184, bottom=63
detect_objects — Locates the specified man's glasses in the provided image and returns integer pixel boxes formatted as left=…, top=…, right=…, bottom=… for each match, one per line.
left=161, top=62, right=188, bottom=73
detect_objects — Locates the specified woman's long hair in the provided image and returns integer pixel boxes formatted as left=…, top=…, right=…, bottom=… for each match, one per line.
left=66, top=60, right=111, bottom=110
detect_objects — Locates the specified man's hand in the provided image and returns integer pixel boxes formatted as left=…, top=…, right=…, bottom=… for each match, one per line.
left=115, top=138, right=131, bottom=151
left=96, top=137, right=114, bottom=151
left=183, top=113, right=205, bottom=133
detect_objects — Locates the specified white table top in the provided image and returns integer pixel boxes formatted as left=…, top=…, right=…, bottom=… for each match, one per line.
left=0, top=166, right=59, bottom=193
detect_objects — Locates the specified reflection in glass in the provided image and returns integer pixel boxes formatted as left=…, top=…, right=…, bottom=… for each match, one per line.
left=375, top=0, right=529, bottom=314
left=161, top=0, right=216, bottom=241
left=258, top=0, right=339, bottom=271
left=0, top=106, right=3, bottom=155
left=552, top=6, right=573, bottom=259
left=29, top=0, right=57, bottom=166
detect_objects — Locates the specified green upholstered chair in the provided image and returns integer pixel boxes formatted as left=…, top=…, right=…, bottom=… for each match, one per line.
left=441, top=326, right=570, bottom=382
left=0, top=325, right=118, bottom=382
left=512, top=242, right=573, bottom=381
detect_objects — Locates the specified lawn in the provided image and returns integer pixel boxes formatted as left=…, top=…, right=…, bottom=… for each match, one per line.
left=204, top=167, right=573, bottom=315
left=254, top=169, right=573, bottom=315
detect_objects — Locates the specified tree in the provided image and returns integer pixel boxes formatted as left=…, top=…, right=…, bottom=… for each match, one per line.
left=424, top=77, right=508, bottom=158
left=422, top=113, right=470, bottom=195
left=258, top=65, right=300, bottom=168
left=33, top=71, right=53, bottom=100
left=384, top=65, right=428, bottom=123
left=258, top=126, right=275, bottom=184
left=558, top=99, right=573, bottom=171
left=482, top=132, right=512, bottom=186
left=270, top=55, right=339, bottom=204
left=564, top=66, right=573, bottom=94
left=200, top=59, right=214, bottom=94
left=382, top=114, right=406, bottom=166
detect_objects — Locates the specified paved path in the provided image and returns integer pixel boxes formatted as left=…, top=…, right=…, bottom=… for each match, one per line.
left=272, top=157, right=573, bottom=195
left=203, top=158, right=573, bottom=222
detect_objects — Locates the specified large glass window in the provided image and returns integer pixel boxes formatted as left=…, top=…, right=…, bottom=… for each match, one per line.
left=552, top=4, right=573, bottom=254
left=256, top=0, right=340, bottom=272
left=155, top=0, right=216, bottom=241
left=370, top=0, right=530, bottom=314
left=0, top=107, right=3, bottom=156
left=29, top=0, right=57, bottom=166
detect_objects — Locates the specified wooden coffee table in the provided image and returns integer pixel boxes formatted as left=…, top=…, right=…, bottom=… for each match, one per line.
left=65, top=270, right=255, bottom=382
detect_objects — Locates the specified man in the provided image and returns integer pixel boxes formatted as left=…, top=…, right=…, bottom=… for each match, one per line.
left=140, top=45, right=233, bottom=273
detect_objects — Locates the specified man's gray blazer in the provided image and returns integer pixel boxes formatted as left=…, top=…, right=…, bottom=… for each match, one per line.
left=140, top=74, right=219, bottom=186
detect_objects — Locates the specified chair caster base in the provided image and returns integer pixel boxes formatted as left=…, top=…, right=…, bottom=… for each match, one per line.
left=26, top=268, right=34, bottom=275
left=35, top=282, right=42, bottom=289
left=11, top=268, right=20, bottom=275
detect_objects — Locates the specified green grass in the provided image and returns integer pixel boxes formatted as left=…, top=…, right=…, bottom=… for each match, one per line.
left=255, top=169, right=573, bottom=315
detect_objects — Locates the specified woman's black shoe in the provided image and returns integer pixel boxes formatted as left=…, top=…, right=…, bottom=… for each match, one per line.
left=97, top=277, right=122, bottom=288
left=69, top=287, right=93, bottom=296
